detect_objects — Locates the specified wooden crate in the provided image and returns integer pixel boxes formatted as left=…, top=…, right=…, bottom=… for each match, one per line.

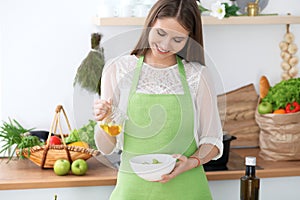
left=217, top=84, right=260, bottom=147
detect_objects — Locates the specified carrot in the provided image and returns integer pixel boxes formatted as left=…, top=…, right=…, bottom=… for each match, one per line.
left=273, top=109, right=286, bottom=114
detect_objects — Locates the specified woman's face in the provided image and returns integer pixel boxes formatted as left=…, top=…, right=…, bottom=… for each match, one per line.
left=148, top=18, right=189, bottom=60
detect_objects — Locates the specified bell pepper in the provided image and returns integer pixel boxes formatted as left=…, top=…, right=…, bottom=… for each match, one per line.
left=285, top=102, right=300, bottom=113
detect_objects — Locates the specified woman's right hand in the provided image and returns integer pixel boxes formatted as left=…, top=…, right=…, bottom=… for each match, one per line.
left=93, top=99, right=112, bottom=121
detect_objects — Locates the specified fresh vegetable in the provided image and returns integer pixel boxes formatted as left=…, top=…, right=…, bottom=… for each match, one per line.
left=152, top=158, right=162, bottom=164
left=262, top=77, right=300, bottom=110
left=65, top=128, right=80, bottom=144
left=49, top=135, right=62, bottom=145
left=142, top=159, right=162, bottom=165
left=285, top=101, right=300, bottom=113
left=68, top=141, right=89, bottom=148
left=279, top=24, right=299, bottom=80
left=17, top=134, right=43, bottom=158
left=0, top=118, right=42, bottom=161
left=273, top=109, right=286, bottom=114
left=65, top=120, right=97, bottom=149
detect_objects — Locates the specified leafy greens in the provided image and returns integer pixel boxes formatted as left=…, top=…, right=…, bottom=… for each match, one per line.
left=65, top=120, right=97, bottom=150
left=262, top=78, right=300, bottom=110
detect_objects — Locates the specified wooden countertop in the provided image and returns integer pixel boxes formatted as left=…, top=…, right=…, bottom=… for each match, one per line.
left=207, top=148, right=300, bottom=180
left=0, top=157, right=118, bottom=190
left=1, top=148, right=300, bottom=190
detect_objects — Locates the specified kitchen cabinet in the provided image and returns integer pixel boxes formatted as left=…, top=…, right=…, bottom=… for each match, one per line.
left=92, top=15, right=300, bottom=26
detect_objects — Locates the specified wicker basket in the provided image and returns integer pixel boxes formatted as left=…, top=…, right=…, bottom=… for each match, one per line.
left=17, top=105, right=100, bottom=168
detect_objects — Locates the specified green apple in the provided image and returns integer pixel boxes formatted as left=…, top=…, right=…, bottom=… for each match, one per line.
left=53, top=159, right=70, bottom=176
left=71, top=159, right=88, bottom=175
left=258, top=102, right=273, bottom=114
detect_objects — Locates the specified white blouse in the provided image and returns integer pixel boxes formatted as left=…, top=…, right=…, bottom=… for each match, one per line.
left=96, top=55, right=223, bottom=160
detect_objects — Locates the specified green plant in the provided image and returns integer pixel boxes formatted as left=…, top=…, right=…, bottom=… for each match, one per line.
left=198, top=1, right=239, bottom=19
left=0, top=118, right=41, bottom=161
left=73, top=33, right=105, bottom=95
left=262, top=78, right=300, bottom=110
left=65, top=120, right=97, bottom=149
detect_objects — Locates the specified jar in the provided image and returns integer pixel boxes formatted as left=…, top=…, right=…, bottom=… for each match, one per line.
left=246, top=2, right=259, bottom=16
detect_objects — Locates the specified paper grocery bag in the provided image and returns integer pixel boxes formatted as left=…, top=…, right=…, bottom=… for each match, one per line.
left=255, top=107, right=300, bottom=161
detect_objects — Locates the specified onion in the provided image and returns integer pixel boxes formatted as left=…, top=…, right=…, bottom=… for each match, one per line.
left=281, top=61, right=291, bottom=71
left=281, top=71, right=291, bottom=80
left=284, top=32, right=295, bottom=43
left=279, top=41, right=288, bottom=51
left=288, top=43, right=298, bottom=55
left=288, top=66, right=299, bottom=77
left=281, top=51, right=291, bottom=62
left=289, top=57, right=299, bottom=67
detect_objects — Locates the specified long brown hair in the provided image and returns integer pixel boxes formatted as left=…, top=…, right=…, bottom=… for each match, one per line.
left=131, top=0, right=205, bottom=65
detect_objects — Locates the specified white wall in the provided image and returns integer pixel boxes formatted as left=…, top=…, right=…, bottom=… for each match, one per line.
left=0, top=19, right=2, bottom=120
left=0, top=0, right=300, bottom=129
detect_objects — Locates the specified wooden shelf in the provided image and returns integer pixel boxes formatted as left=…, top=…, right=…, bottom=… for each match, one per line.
left=93, top=15, right=300, bottom=26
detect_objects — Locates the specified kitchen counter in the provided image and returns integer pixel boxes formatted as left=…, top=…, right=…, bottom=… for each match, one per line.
left=207, top=148, right=300, bottom=180
left=0, top=157, right=118, bottom=190
left=1, top=148, right=300, bottom=190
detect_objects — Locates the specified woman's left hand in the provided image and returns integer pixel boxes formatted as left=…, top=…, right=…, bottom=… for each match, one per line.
left=158, top=154, right=197, bottom=183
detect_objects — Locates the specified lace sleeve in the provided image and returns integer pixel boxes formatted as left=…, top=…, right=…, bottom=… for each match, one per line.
left=100, top=57, right=120, bottom=103
left=196, top=66, right=223, bottom=160
left=94, top=57, right=121, bottom=155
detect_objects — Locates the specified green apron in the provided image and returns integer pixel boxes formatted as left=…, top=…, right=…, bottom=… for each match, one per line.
left=110, top=56, right=212, bottom=200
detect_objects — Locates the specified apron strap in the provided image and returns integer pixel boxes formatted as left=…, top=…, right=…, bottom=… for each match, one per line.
left=129, top=56, right=144, bottom=96
left=129, top=55, right=191, bottom=96
left=176, top=56, right=192, bottom=96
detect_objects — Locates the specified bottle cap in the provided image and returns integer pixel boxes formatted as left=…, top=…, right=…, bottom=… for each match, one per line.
left=245, top=156, right=256, bottom=166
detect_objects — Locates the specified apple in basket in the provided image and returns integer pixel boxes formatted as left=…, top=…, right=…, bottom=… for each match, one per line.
left=49, top=135, right=62, bottom=145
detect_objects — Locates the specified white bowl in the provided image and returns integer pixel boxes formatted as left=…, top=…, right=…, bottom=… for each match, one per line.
left=129, top=154, right=176, bottom=181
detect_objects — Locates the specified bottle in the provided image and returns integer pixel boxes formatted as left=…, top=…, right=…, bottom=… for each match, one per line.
left=240, top=156, right=260, bottom=200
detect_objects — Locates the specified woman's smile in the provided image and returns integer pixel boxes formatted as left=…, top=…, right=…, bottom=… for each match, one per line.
left=155, top=44, right=170, bottom=54
left=147, top=17, right=189, bottom=66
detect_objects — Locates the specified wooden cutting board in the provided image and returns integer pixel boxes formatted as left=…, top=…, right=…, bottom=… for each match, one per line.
left=218, top=84, right=260, bottom=147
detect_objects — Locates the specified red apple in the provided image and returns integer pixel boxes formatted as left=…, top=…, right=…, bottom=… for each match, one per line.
left=49, top=135, right=61, bottom=145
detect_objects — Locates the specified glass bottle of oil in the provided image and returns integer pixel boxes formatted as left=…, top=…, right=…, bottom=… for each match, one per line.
left=240, top=156, right=260, bottom=200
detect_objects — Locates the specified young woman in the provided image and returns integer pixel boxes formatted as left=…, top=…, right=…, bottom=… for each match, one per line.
left=93, top=0, right=223, bottom=199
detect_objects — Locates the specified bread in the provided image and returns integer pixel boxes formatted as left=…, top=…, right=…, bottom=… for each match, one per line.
left=259, top=76, right=270, bottom=99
